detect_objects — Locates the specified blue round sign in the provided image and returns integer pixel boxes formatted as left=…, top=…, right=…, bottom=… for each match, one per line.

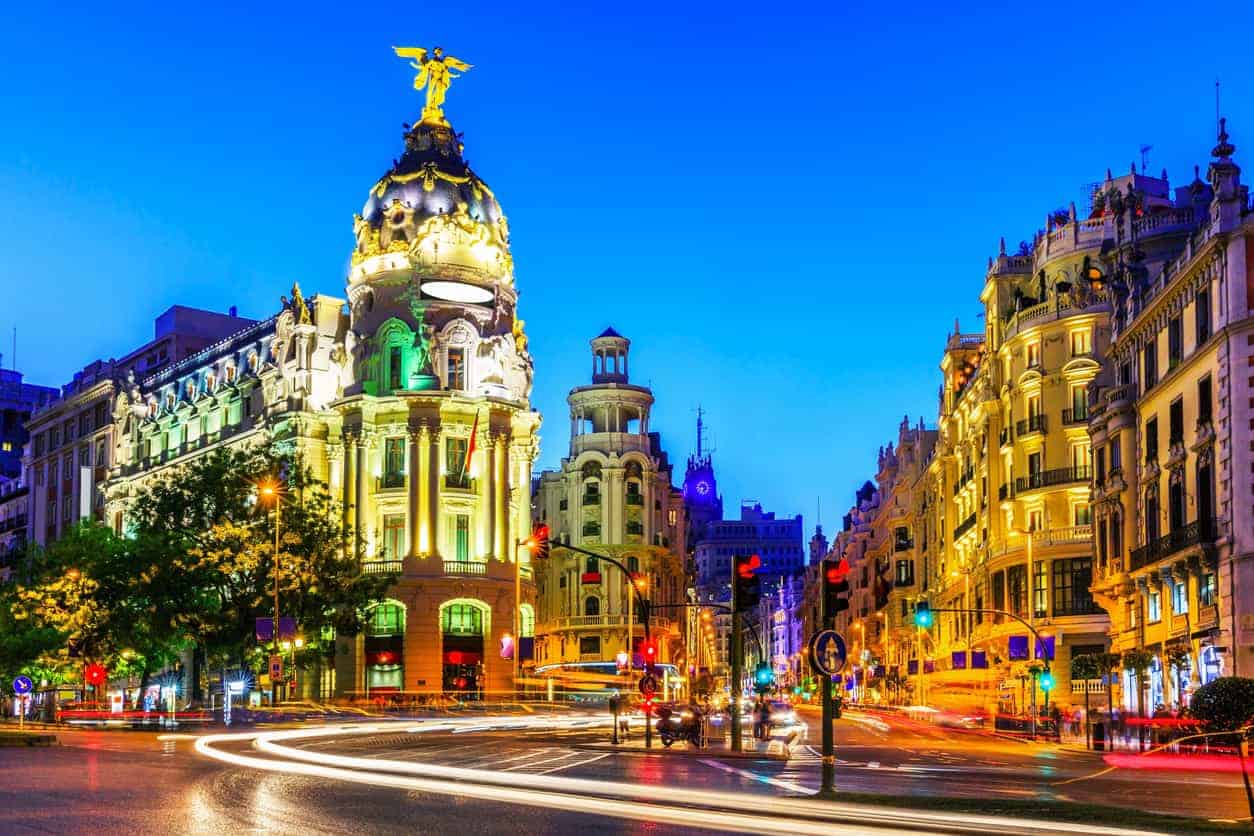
left=12, top=675, right=33, bottom=695
left=809, top=630, right=847, bottom=677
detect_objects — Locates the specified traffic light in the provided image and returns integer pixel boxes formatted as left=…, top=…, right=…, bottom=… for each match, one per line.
left=527, top=524, right=551, bottom=560
left=643, top=638, right=657, bottom=671
left=733, top=554, right=762, bottom=612
left=1039, top=669, right=1054, bottom=691
left=823, top=559, right=850, bottom=621
left=913, top=600, right=932, bottom=628
left=753, top=662, right=774, bottom=694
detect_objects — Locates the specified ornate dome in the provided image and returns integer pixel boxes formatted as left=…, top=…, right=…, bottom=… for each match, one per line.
left=350, top=120, right=513, bottom=288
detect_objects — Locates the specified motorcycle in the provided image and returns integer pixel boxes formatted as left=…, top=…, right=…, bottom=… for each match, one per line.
left=656, top=705, right=704, bottom=748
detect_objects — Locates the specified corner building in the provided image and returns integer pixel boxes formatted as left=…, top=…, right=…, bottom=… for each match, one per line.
left=532, top=332, right=688, bottom=676
left=106, top=109, right=540, bottom=698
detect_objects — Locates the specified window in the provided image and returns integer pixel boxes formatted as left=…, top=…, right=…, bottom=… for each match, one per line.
left=992, top=569, right=1005, bottom=613
left=519, top=604, right=535, bottom=638
left=95, top=440, right=106, bottom=469
left=1198, top=375, right=1213, bottom=425
left=1171, top=580, right=1187, bottom=615
left=445, top=437, right=469, bottom=488
left=1147, top=589, right=1162, bottom=623
left=1110, top=512, right=1122, bottom=564
left=78, top=413, right=89, bottom=436
left=579, top=636, right=601, bottom=656
left=1195, top=288, right=1211, bottom=345
left=584, top=596, right=600, bottom=616
left=225, top=364, right=236, bottom=383
left=368, top=603, right=405, bottom=636
left=1145, top=416, right=1158, bottom=462
left=1145, top=491, right=1159, bottom=542
left=1169, top=475, right=1185, bottom=532
left=383, top=438, right=406, bottom=488
left=388, top=346, right=403, bottom=390
left=1007, top=565, right=1027, bottom=617
left=1109, top=435, right=1121, bottom=473
left=1095, top=447, right=1106, bottom=483
left=1026, top=342, right=1041, bottom=368
left=895, top=559, right=914, bottom=586
left=1097, top=519, right=1107, bottom=566
left=1199, top=572, right=1217, bottom=607
left=1052, top=557, right=1097, bottom=616
left=383, top=514, right=405, bottom=560
left=454, top=514, right=470, bottom=561
left=1032, top=561, right=1048, bottom=619
left=1070, top=328, right=1091, bottom=357
left=63, top=455, right=73, bottom=481
left=585, top=556, right=599, bottom=574
left=446, top=348, right=465, bottom=390
left=78, top=446, right=90, bottom=467
left=1169, top=398, right=1184, bottom=445
left=94, top=401, right=107, bottom=427
left=442, top=603, right=483, bottom=635
left=1026, top=394, right=1040, bottom=418
left=1143, top=339, right=1157, bottom=392
left=1167, top=316, right=1182, bottom=368
left=62, top=496, right=73, bottom=522
left=1073, top=503, right=1091, bottom=526
left=627, top=556, right=639, bottom=573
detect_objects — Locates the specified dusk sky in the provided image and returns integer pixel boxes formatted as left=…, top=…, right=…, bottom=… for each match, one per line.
left=2, top=1, right=1250, bottom=528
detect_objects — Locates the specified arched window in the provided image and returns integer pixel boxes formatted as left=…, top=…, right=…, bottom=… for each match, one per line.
left=248, top=352, right=259, bottom=372
left=586, top=556, right=599, bottom=574
left=584, top=596, right=600, bottom=617
left=442, top=603, right=485, bottom=636
left=367, top=602, right=406, bottom=637
left=627, top=556, right=639, bottom=573
left=519, top=604, right=535, bottom=638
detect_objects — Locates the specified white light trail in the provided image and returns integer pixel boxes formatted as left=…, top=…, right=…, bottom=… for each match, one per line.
left=193, top=717, right=1165, bottom=836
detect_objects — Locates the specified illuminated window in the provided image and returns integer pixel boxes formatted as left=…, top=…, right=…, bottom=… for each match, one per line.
left=519, top=604, right=535, bottom=638
left=388, top=346, right=403, bottom=391
left=248, top=352, right=259, bottom=372
left=446, top=348, right=465, bottom=390
left=1069, top=329, right=1091, bottom=357
left=454, top=514, right=470, bottom=561
left=383, top=514, right=405, bottom=559
left=1147, top=589, right=1161, bottom=623
left=225, top=365, right=236, bottom=383
left=442, top=603, right=483, bottom=636
left=1026, top=341, right=1041, bottom=368
left=368, top=603, right=405, bottom=636
left=0, top=442, right=10, bottom=452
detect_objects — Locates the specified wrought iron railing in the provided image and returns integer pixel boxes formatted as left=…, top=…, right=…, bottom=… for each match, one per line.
left=1128, top=517, right=1219, bottom=572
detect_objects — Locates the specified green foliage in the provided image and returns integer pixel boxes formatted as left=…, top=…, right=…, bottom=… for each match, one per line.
left=1071, top=653, right=1103, bottom=682
left=1121, top=648, right=1154, bottom=674
left=1, top=444, right=394, bottom=696
left=1188, top=677, right=1254, bottom=733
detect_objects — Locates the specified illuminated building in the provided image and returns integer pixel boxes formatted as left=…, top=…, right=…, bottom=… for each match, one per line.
left=98, top=65, right=542, bottom=698
left=682, top=408, right=723, bottom=546
left=532, top=331, right=687, bottom=677
left=1088, top=122, right=1254, bottom=708
left=1, top=368, right=57, bottom=480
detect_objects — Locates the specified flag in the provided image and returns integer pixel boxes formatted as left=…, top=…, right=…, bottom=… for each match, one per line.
left=463, top=411, right=479, bottom=476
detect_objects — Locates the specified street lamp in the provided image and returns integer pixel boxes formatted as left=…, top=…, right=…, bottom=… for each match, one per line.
left=257, top=480, right=285, bottom=707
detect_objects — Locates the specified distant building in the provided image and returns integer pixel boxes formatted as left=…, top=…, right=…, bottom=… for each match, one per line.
left=0, top=368, right=57, bottom=479
left=0, top=476, right=30, bottom=582
left=682, top=409, right=722, bottom=549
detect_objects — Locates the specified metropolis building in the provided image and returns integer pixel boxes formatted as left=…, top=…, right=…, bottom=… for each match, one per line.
left=90, top=83, right=541, bottom=697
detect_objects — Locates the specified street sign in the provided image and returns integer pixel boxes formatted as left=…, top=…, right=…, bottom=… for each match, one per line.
left=269, top=655, right=283, bottom=681
left=638, top=673, right=658, bottom=696
left=12, top=676, right=32, bottom=695
left=809, top=629, right=847, bottom=677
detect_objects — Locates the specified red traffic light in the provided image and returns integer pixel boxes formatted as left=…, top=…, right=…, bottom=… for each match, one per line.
left=84, top=663, right=108, bottom=687
left=825, top=558, right=850, bottom=584
left=736, top=554, right=762, bottom=579
left=644, top=640, right=656, bottom=658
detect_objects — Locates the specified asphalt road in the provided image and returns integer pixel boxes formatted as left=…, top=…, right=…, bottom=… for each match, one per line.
left=0, top=709, right=1247, bottom=834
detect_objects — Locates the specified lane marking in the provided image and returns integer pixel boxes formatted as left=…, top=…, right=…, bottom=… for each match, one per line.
left=698, top=759, right=816, bottom=795
left=535, top=753, right=611, bottom=775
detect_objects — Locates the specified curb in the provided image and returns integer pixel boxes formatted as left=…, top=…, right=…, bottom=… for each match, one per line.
left=0, top=733, right=57, bottom=747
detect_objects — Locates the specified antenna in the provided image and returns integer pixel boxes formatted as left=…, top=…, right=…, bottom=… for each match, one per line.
left=1216, top=78, right=1221, bottom=134
left=1139, top=145, right=1152, bottom=174
left=695, top=405, right=704, bottom=459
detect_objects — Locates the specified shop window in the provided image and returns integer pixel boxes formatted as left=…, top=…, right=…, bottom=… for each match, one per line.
left=368, top=602, right=405, bottom=636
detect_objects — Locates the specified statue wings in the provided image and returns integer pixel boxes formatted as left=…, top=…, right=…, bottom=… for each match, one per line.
left=443, top=56, right=473, bottom=72
left=393, top=46, right=428, bottom=62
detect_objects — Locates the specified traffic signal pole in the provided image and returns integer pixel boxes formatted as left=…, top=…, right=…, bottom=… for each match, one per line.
left=819, top=563, right=835, bottom=798
left=730, top=603, right=743, bottom=753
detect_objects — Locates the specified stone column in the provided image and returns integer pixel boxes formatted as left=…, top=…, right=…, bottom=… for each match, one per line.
left=481, top=431, right=496, bottom=559
left=343, top=434, right=356, bottom=542
left=408, top=429, right=422, bottom=559
left=427, top=428, right=440, bottom=558
left=495, top=432, right=509, bottom=562
left=355, top=437, right=368, bottom=557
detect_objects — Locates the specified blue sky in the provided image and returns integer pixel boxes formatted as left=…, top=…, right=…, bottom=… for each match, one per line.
left=2, top=1, right=1250, bottom=528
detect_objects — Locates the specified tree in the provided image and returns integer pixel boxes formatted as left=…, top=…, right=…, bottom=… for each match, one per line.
left=1188, top=677, right=1254, bottom=735
left=1071, top=653, right=1103, bottom=748
left=125, top=445, right=394, bottom=701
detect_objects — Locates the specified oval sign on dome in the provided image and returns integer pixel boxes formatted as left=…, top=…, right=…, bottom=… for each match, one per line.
left=420, top=280, right=494, bottom=305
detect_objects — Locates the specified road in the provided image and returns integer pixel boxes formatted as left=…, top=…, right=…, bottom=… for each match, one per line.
left=0, top=709, right=1246, bottom=834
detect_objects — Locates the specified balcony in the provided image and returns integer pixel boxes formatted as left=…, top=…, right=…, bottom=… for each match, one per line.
left=954, top=512, right=978, bottom=540
left=582, top=493, right=601, bottom=506
left=998, top=484, right=1011, bottom=501
left=1015, top=466, right=1090, bottom=493
left=1030, top=524, right=1093, bottom=547
left=380, top=472, right=406, bottom=490
left=582, top=522, right=601, bottom=537
left=1015, top=415, right=1047, bottom=436
left=894, top=538, right=914, bottom=553
left=444, top=560, right=486, bottom=576
left=538, top=614, right=674, bottom=633
left=361, top=559, right=403, bottom=575
left=1000, top=427, right=1012, bottom=447
left=1062, top=406, right=1089, bottom=425
left=1129, top=518, right=1219, bottom=573
left=626, top=493, right=644, bottom=506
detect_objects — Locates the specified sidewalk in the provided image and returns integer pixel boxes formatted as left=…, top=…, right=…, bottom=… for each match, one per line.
left=577, top=734, right=791, bottom=761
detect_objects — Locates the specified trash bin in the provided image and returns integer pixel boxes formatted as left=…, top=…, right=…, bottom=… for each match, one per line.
left=1092, top=721, right=1106, bottom=751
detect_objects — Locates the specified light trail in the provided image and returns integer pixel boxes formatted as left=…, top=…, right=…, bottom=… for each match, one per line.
left=193, top=717, right=1166, bottom=836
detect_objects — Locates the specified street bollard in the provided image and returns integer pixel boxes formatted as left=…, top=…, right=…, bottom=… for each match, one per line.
left=609, top=695, right=621, bottom=745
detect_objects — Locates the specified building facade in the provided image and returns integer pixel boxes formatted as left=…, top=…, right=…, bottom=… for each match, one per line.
left=1089, top=122, right=1254, bottom=710
left=98, top=101, right=542, bottom=698
left=1, top=368, right=57, bottom=480
left=532, top=331, right=688, bottom=678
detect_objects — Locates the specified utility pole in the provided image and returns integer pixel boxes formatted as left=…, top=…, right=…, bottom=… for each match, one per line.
left=730, top=555, right=742, bottom=753
left=819, top=585, right=835, bottom=797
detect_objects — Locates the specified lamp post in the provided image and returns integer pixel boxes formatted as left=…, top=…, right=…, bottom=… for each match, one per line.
left=259, top=481, right=282, bottom=707
left=1010, top=526, right=1041, bottom=738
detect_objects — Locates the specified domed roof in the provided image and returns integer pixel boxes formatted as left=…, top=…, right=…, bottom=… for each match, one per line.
left=361, top=120, right=503, bottom=230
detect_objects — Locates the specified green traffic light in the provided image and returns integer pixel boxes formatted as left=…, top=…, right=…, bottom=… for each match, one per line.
left=913, top=605, right=932, bottom=627
left=1040, top=671, right=1054, bottom=691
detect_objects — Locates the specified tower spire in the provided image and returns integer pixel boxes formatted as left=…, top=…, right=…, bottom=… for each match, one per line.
left=696, top=405, right=704, bottom=459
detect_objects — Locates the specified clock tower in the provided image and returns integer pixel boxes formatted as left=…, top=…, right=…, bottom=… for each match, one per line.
left=682, top=408, right=722, bottom=545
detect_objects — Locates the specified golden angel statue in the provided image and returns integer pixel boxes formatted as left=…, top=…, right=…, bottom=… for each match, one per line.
left=393, top=45, right=472, bottom=125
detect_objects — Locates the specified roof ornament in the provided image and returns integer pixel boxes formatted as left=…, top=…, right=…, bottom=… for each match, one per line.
left=394, top=45, right=473, bottom=126
left=1212, top=117, right=1236, bottom=160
